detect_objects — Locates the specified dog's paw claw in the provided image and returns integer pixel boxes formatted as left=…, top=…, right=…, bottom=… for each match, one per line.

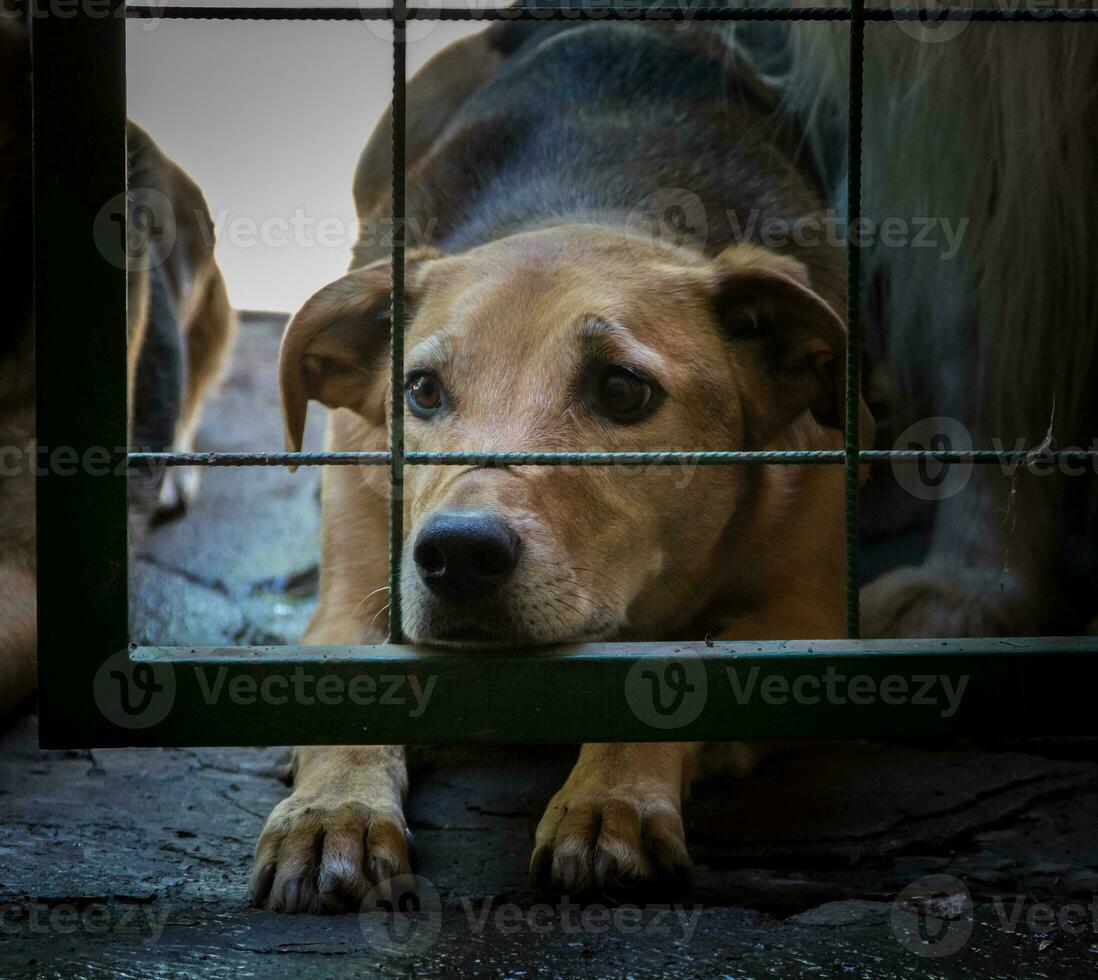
left=531, top=789, right=691, bottom=895
left=250, top=796, right=411, bottom=914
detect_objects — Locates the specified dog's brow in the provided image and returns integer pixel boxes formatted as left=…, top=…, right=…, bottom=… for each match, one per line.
left=578, top=314, right=668, bottom=374
left=406, top=334, right=453, bottom=370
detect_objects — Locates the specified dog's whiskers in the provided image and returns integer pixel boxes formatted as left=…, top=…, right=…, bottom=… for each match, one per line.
left=566, top=566, right=630, bottom=604
left=368, top=602, right=391, bottom=633
left=352, top=584, right=390, bottom=619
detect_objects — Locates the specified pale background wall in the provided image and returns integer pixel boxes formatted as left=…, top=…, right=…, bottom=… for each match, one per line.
left=126, top=18, right=484, bottom=314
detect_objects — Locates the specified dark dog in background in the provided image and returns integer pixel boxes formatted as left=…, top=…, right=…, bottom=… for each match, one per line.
left=725, top=11, right=1098, bottom=638
left=0, top=18, right=235, bottom=715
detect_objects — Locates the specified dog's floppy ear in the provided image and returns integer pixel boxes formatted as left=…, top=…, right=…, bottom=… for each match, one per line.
left=279, top=249, right=441, bottom=453
left=709, top=245, right=870, bottom=448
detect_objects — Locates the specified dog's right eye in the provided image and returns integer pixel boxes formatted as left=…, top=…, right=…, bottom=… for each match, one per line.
left=589, top=365, right=659, bottom=424
left=406, top=371, right=444, bottom=417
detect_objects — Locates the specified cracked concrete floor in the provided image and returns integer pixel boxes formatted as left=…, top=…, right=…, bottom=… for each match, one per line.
left=4, top=315, right=1098, bottom=978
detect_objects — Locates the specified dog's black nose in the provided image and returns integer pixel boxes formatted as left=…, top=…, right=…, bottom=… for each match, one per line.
left=413, top=510, right=521, bottom=599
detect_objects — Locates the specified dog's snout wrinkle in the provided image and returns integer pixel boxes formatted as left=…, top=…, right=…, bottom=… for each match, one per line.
left=413, top=510, right=522, bottom=601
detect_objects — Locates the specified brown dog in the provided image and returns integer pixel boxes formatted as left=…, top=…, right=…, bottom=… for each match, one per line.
left=125, top=122, right=237, bottom=526
left=0, top=15, right=234, bottom=714
left=253, top=21, right=873, bottom=911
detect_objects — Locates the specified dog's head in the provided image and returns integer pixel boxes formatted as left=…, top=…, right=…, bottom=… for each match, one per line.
left=281, top=226, right=859, bottom=645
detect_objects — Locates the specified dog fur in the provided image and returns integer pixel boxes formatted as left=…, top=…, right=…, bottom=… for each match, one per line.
left=0, top=16, right=35, bottom=717
left=124, top=122, right=237, bottom=527
left=253, top=21, right=873, bottom=911
left=726, top=12, right=1098, bottom=637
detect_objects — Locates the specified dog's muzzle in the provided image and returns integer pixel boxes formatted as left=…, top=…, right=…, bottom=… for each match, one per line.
left=412, top=509, right=522, bottom=602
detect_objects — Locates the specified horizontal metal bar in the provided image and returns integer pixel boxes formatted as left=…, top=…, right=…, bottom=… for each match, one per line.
left=128, top=451, right=392, bottom=466
left=46, top=637, right=1098, bottom=748
left=126, top=450, right=847, bottom=467
left=887, top=6, right=1098, bottom=20
left=122, top=4, right=853, bottom=22
left=865, top=450, right=1098, bottom=463
left=126, top=449, right=1098, bottom=467
left=122, top=4, right=1098, bottom=23
left=410, top=4, right=853, bottom=19
left=124, top=5, right=392, bottom=19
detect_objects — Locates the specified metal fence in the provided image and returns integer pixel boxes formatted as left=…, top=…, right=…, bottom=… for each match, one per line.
left=32, top=0, right=1098, bottom=748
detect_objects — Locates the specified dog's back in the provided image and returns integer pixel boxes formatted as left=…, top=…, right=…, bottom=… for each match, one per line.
left=357, top=22, right=842, bottom=305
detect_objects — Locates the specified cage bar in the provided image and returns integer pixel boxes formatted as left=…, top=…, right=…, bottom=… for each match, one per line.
left=121, top=6, right=1098, bottom=23
left=33, top=0, right=1098, bottom=749
left=126, top=450, right=1098, bottom=467
left=844, top=0, right=864, bottom=638
left=33, top=0, right=130, bottom=746
left=43, top=637, right=1098, bottom=748
left=389, top=0, right=408, bottom=644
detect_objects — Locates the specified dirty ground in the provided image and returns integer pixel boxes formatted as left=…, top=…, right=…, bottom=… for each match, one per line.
left=3, top=315, right=1097, bottom=978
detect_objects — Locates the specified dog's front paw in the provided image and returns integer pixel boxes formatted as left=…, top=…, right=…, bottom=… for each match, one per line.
left=861, top=564, right=1024, bottom=638
left=250, top=792, right=412, bottom=914
left=530, top=782, right=691, bottom=894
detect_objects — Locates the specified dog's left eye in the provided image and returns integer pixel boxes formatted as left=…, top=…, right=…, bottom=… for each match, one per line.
left=592, top=366, right=656, bottom=423
left=406, top=371, right=444, bottom=416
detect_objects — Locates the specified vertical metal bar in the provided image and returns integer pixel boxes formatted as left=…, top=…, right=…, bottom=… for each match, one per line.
left=388, top=0, right=407, bottom=643
left=844, top=0, right=865, bottom=639
left=32, top=1, right=130, bottom=744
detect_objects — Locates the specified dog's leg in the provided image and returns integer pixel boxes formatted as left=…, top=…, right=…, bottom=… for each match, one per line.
left=862, top=466, right=1062, bottom=638
left=251, top=592, right=411, bottom=914
left=528, top=600, right=847, bottom=894
left=530, top=742, right=701, bottom=892
left=161, top=269, right=236, bottom=516
left=249, top=743, right=412, bottom=914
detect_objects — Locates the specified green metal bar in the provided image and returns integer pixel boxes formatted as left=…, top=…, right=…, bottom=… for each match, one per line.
left=844, top=0, right=865, bottom=639
left=121, top=6, right=1098, bottom=23
left=123, top=5, right=855, bottom=23
left=34, top=0, right=1098, bottom=757
left=389, top=0, right=407, bottom=644
left=33, top=1, right=130, bottom=747
left=125, top=449, right=1098, bottom=467
left=879, top=7, right=1098, bottom=19
left=40, top=638, right=1098, bottom=748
